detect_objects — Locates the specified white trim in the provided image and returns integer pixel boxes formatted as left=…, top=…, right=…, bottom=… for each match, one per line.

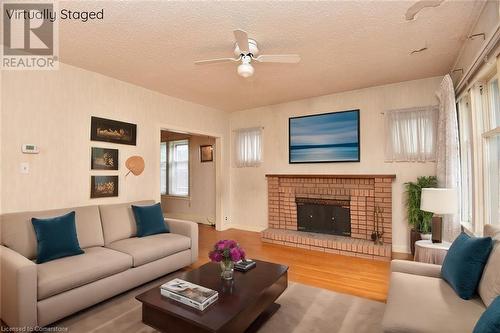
left=223, top=224, right=267, bottom=233
left=470, top=83, right=486, bottom=234
left=164, top=212, right=215, bottom=225
left=161, top=194, right=191, bottom=201
left=392, top=245, right=410, bottom=254
left=455, top=23, right=500, bottom=95
left=156, top=123, right=225, bottom=231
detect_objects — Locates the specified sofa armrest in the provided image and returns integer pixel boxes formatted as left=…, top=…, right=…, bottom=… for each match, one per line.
left=391, top=259, right=442, bottom=278
left=0, top=245, right=37, bottom=328
left=165, top=218, right=198, bottom=263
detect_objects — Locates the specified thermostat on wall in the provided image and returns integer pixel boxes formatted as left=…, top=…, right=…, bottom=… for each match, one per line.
left=22, top=144, right=39, bottom=154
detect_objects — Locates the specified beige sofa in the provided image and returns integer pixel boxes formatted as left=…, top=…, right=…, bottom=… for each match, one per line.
left=382, top=224, right=500, bottom=333
left=0, top=200, right=198, bottom=328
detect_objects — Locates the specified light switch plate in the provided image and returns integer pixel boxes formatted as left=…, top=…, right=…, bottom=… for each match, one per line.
left=20, top=162, right=29, bottom=174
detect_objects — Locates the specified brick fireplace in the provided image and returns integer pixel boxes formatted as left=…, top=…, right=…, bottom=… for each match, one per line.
left=262, top=174, right=396, bottom=261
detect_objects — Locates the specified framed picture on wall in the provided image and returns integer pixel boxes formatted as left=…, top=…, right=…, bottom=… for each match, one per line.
left=91, top=147, right=119, bottom=170
left=90, top=116, right=137, bottom=145
left=289, top=109, right=360, bottom=163
left=200, top=145, right=214, bottom=162
left=90, top=175, right=119, bottom=198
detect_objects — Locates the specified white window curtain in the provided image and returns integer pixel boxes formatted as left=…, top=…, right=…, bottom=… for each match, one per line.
left=235, top=127, right=262, bottom=167
left=436, top=74, right=461, bottom=241
left=385, top=106, right=438, bottom=162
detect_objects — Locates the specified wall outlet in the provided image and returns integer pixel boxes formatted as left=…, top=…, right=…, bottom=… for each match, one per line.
left=20, top=162, right=29, bottom=174
left=224, top=216, right=229, bottom=221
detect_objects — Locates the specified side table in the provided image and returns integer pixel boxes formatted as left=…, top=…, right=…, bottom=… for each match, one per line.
left=414, top=240, right=451, bottom=265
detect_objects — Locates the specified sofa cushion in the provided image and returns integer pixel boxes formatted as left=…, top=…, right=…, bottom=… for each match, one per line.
left=479, top=225, right=500, bottom=307
left=1, top=205, right=104, bottom=260
left=106, top=233, right=190, bottom=267
left=132, top=203, right=168, bottom=237
left=99, top=200, right=155, bottom=244
left=37, top=247, right=132, bottom=300
left=441, top=232, right=492, bottom=300
left=473, top=296, right=500, bottom=333
left=32, top=211, right=84, bottom=264
left=382, top=272, right=486, bottom=333
left=484, top=224, right=500, bottom=240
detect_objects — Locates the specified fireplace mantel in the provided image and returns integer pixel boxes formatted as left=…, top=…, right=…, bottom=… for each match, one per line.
left=265, top=174, right=396, bottom=179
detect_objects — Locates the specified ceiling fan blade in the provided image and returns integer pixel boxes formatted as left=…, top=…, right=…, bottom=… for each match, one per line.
left=254, top=54, right=301, bottom=63
left=234, top=29, right=250, bottom=53
left=194, top=57, right=239, bottom=65
left=405, top=0, right=444, bottom=20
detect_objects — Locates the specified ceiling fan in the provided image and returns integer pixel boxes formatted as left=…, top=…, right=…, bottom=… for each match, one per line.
left=194, top=29, right=301, bottom=78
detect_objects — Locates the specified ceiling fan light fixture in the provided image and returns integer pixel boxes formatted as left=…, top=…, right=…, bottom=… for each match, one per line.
left=194, top=29, right=301, bottom=78
left=237, top=63, right=254, bottom=78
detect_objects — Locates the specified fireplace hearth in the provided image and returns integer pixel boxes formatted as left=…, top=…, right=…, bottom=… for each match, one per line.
left=263, top=174, right=396, bottom=261
left=296, top=197, right=351, bottom=237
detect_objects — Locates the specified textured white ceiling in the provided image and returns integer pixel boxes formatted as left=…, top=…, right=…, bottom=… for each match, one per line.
left=58, top=1, right=484, bottom=111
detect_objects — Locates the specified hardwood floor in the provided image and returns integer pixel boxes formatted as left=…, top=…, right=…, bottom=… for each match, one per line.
left=189, top=225, right=393, bottom=302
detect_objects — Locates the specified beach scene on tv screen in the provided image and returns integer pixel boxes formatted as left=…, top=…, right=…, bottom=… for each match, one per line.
left=290, top=110, right=359, bottom=163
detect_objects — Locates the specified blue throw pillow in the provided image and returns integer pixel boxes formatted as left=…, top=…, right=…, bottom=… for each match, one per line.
left=441, top=232, right=492, bottom=300
left=32, top=211, right=84, bottom=264
left=132, top=203, right=168, bottom=237
left=473, top=296, right=500, bottom=333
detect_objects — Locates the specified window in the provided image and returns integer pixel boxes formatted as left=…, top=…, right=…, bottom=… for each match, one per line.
left=384, top=106, right=438, bottom=162
left=485, top=135, right=499, bottom=225
left=457, top=96, right=473, bottom=224
left=235, top=127, right=262, bottom=167
left=160, top=142, right=167, bottom=195
left=160, top=139, right=189, bottom=197
left=483, top=77, right=500, bottom=226
left=489, top=78, right=500, bottom=128
left=458, top=72, right=500, bottom=232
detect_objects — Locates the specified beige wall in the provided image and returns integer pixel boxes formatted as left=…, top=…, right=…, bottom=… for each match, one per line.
left=0, top=69, right=2, bottom=216
left=0, top=64, right=230, bottom=230
left=229, top=76, right=442, bottom=253
left=1, top=62, right=445, bottom=252
left=160, top=132, right=216, bottom=224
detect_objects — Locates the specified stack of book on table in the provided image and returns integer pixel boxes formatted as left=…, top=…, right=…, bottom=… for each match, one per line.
left=161, top=278, right=218, bottom=311
left=235, top=259, right=256, bottom=272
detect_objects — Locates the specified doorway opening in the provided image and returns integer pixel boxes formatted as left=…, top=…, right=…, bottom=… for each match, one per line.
left=160, top=129, right=217, bottom=227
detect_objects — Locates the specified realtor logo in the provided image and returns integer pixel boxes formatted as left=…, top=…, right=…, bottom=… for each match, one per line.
left=2, top=2, right=58, bottom=70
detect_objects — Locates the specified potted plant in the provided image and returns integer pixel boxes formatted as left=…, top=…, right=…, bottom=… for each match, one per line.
left=405, top=176, right=438, bottom=255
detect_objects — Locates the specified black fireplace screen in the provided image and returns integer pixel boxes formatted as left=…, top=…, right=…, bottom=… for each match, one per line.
left=296, top=197, right=351, bottom=237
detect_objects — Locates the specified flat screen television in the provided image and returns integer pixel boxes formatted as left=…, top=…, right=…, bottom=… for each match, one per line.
left=289, top=110, right=360, bottom=163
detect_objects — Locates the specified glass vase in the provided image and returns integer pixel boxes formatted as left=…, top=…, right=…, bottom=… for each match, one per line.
left=220, top=260, right=234, bottom=280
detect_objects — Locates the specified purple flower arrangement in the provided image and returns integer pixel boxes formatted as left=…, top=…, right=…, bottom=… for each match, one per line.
left=209, top=240, right=245, bottom=263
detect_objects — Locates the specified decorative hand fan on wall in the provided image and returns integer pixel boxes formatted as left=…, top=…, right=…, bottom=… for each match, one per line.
left=125, top=156, right=145, bottom=176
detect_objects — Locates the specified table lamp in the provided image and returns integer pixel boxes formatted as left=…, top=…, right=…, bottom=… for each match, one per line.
left=420, top=188, right=458, bottom=243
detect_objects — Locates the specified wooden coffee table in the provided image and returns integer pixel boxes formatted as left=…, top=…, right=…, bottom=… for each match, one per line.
left=136, top=260, right=288, bottom=333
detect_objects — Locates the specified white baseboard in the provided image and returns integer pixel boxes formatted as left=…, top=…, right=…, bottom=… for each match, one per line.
left=224, top=224, right=267, bottom=233
left=164, top=213, right=214, bottom=225
left=392, top=245, right=410, bottom=254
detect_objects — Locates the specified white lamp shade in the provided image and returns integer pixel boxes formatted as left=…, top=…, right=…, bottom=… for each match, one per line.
left=420, top=188, right=458, bottom=214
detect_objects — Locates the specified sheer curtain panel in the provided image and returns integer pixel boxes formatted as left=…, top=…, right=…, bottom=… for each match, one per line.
left=385, top=106, right=438, bottom=162
left=235, top=127, right=262, bottom=167
left=436, top=74, right=461, bottom=241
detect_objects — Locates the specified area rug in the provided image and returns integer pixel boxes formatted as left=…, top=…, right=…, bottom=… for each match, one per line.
left=56, top=276, right=385, bottom=333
